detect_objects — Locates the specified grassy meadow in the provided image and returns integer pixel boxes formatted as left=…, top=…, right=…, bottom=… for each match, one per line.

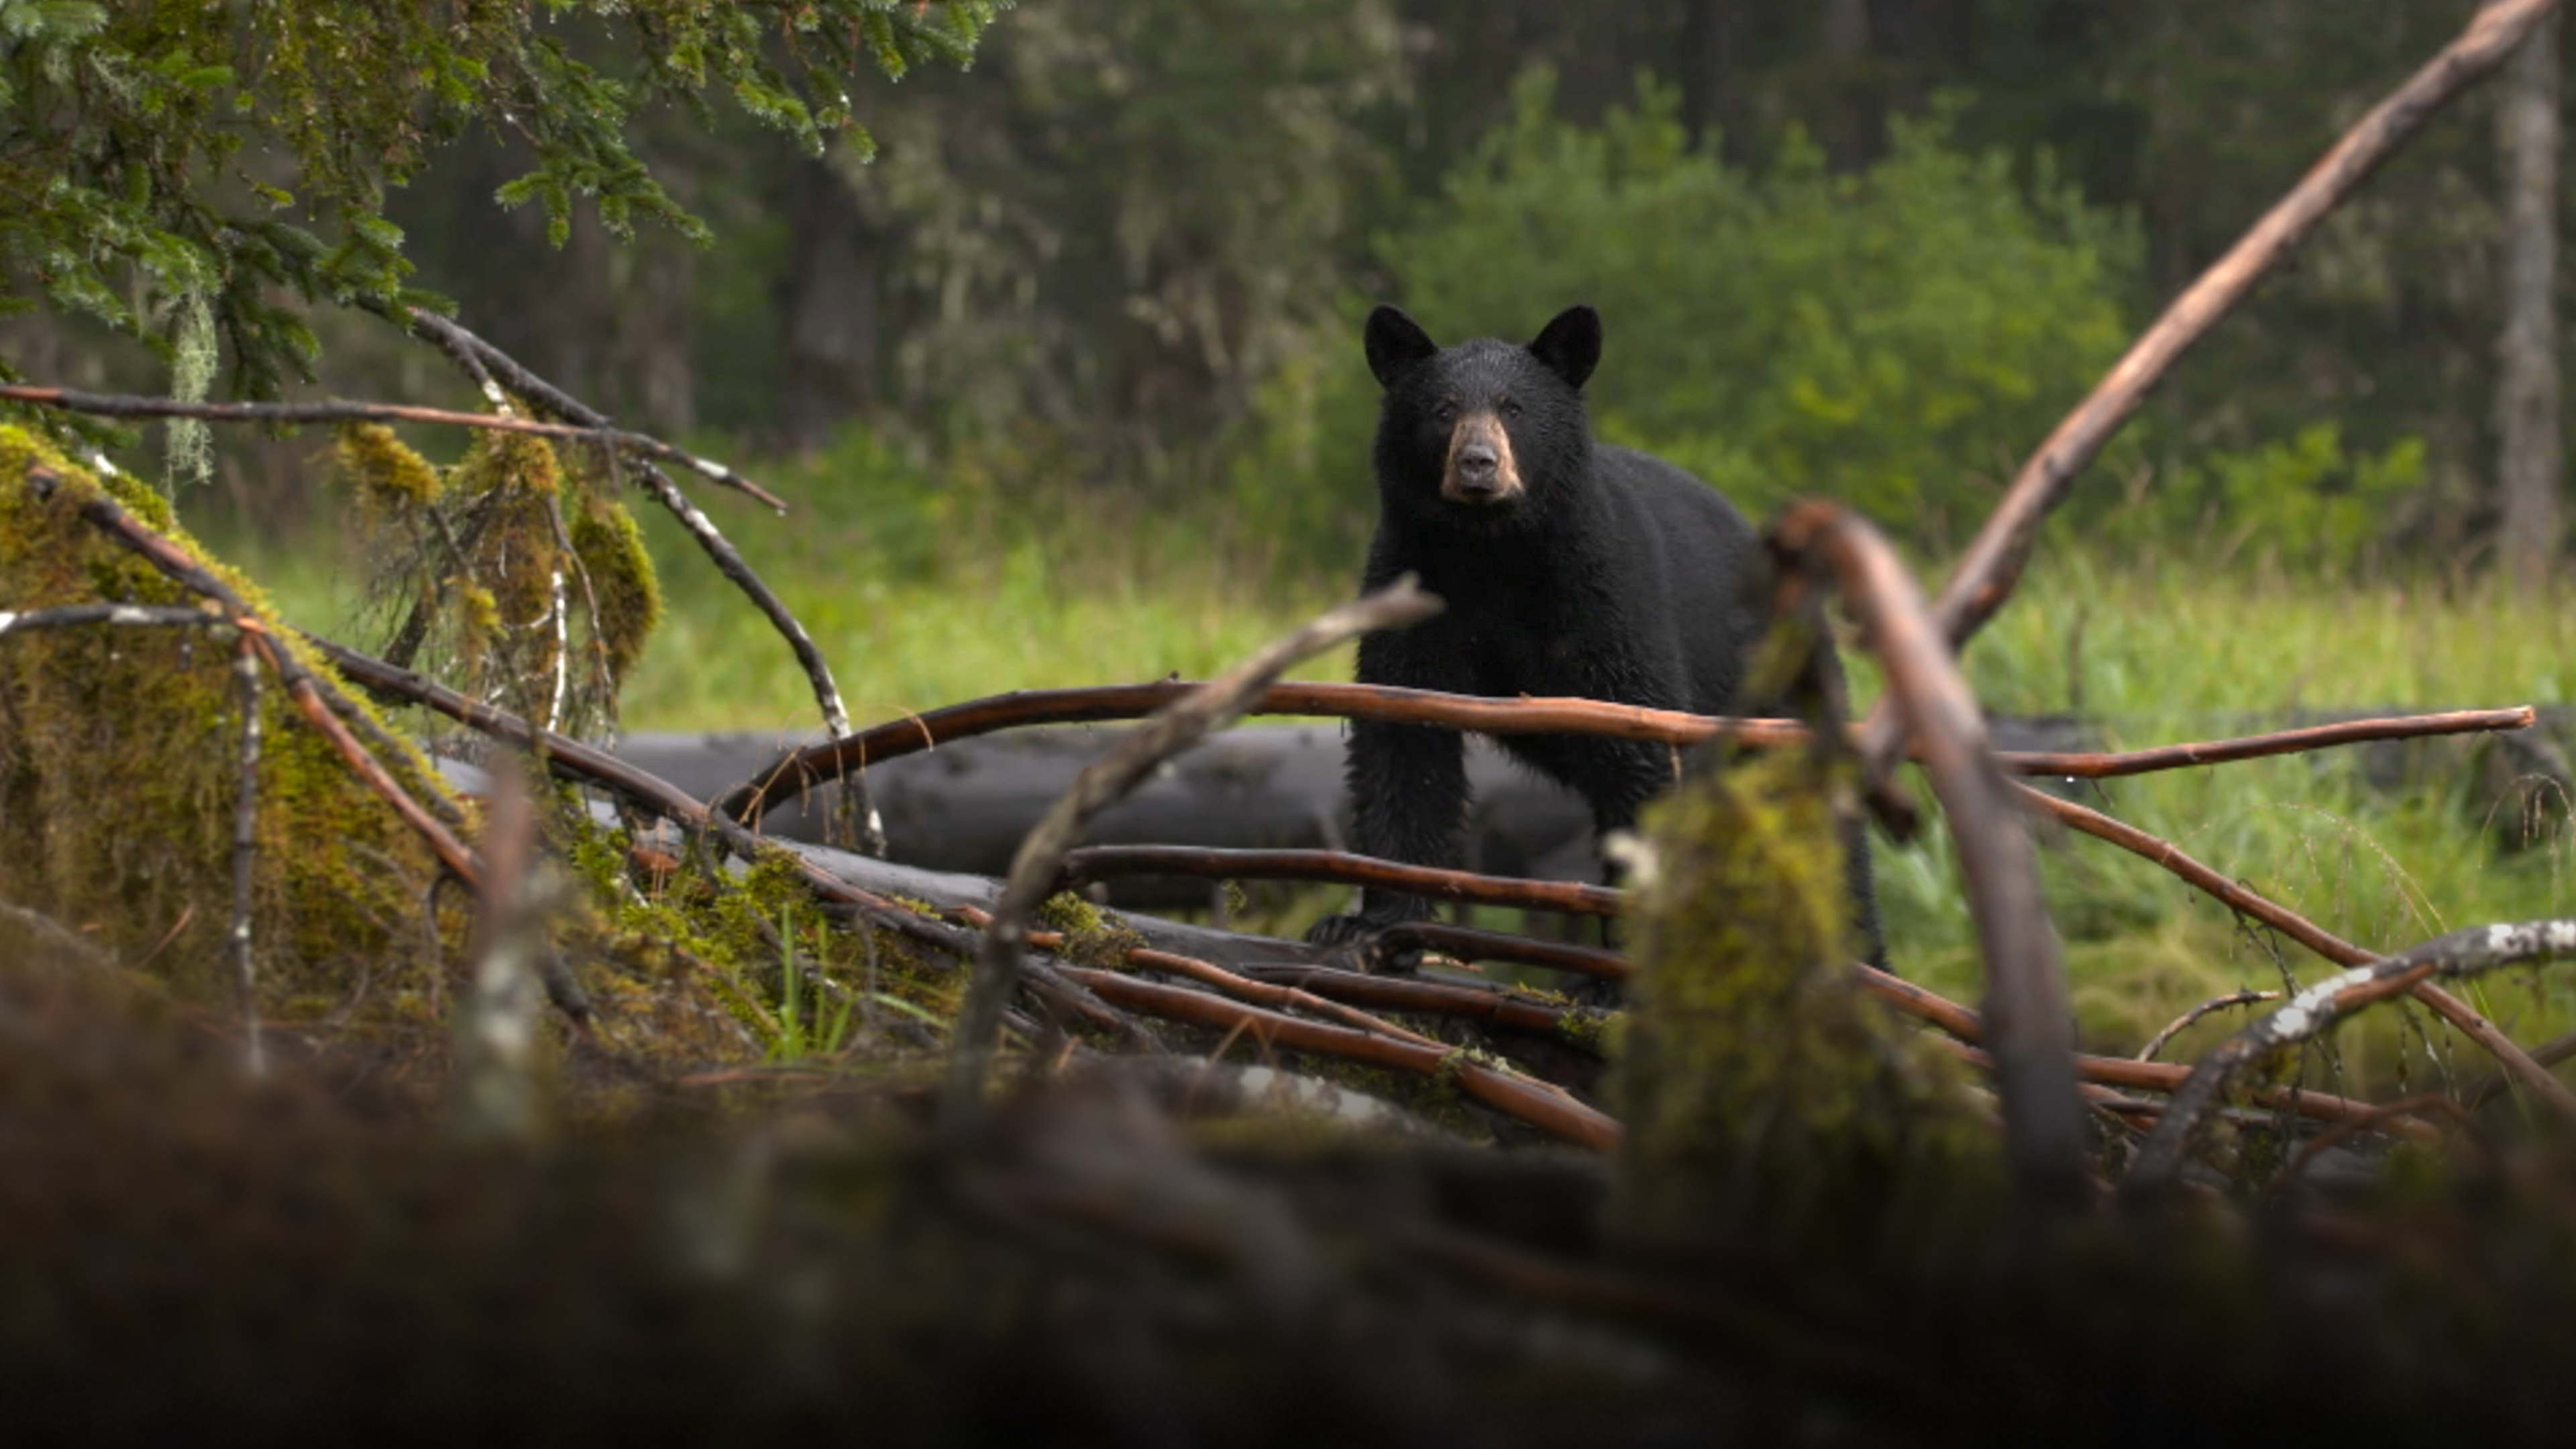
left=225, top=455, right=2576, bottom=1095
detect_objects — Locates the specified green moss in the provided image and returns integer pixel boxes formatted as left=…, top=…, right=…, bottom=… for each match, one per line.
left=549, top=799, right=963, bottom=1069
left=1552, top=1003, right=1616, bottom=1053
left=1036, top=891, right=1148, bottom=971
left=0, top=426, right=464, bottom=1032
left=343, top=432, right=658, bottom=742
left=1034, top=891, right=1106, bottom=937
left=1609, top=752, right=1996, bottom=1251
left=566, top=484, right=663, bottom=684
left=335, top=424, right=445, bottom=506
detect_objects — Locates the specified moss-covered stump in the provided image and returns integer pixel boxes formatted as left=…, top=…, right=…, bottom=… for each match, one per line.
left=1609, top=753, right=1995, bottom=1254
left=0, top=428, right=467, bottom=1036
left=0, top=429, right=898, bottom=1097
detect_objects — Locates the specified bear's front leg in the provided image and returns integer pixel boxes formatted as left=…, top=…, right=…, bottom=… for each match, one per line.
left=1303, top=717, right=1466, bottom=965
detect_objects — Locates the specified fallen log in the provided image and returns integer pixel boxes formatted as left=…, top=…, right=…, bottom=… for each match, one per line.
left=615, top=706, right=2566, bottom=908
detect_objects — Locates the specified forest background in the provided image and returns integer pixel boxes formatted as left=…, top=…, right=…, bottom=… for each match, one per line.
left=8, top=0, right=2576, bottom=1059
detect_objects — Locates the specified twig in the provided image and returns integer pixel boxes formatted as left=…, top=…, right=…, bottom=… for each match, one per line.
left=1057, top=965, right=1619, bottom=1150
left=720, top=679, right=2532, bottom=826
left=946, top=899, right=1447, bottom=1051
left=1931, top=0, right=2565, bottom=649
left=941, top=578, right=1442, bottom=1126
left=718, top=681, right=1812, bottom=824
left=227, top=633, right=264, bottom=1076
left=303, top=657, right=476, bottom=831
left=1232, top=962, right=1608, bottom=1044
left=540, top=489, right=615, bottom=741
left=2017, top=782, right=2576, bottom=1121
left=1126, top=945, right=1446, bottom=1050
left=2127, top=919, right=2576, bottom=1195
left=1856, top=962, right=1986, bottom=1044
left=2137, top=990, right=2283, bottom=1063
left=1858, top=0, right=2566, bottom=770
left=2272, top=1093, right=2481, bottom=1192
left=2008, top=707, right=2537, bottom=778
left=305, top=628, right=1150, bottom=1047
left=1373, top=920, right=1629, bottom=981
left=1059, top=845, right=1622, bottom=918
left=0, top=382, right=787, bottom=512
left=0, top=603, right=224, bottom=635
left=27, top=465, right=484, bottom=888
left=2463, top=1026, right=2576, bottom=1108
left=1770, top=501, right=2086, bottom=1213
left=1923, top=1036, right=2433, bottom=1140
left=389, top=307, right=880, bottom=853
left=0, top=901, right=118, bottom=972
left=1110, top=945, right=1603, bottom=1116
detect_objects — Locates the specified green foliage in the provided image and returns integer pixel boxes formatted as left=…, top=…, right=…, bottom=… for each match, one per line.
left=839, top=0, right=1406, bottom=448
left=2141, top=424, right=2429, bottom=576
left=1235, top=70, right=2143, bottom=552
left=1873, top=552, right=2576, bottom=1083
left=0, top=0, right=1005, bottom=469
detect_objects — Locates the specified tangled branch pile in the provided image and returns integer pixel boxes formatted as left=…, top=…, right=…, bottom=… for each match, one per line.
left=9, top=3, right=2576, bottom=1441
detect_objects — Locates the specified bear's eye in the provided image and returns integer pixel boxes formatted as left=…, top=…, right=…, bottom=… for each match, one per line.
left=1499, top=398, right=1523, bottom=419
left=1433, top=400, right=1458, bottom=425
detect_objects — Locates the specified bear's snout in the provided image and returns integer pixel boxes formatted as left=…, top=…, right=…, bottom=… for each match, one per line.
left=1441, top=412, right=1523, bottom=504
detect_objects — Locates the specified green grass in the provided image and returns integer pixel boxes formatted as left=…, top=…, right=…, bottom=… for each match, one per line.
left=1888, top=547, right=2576, bottom=1080
left=211, top=476, right=2576, bottom=1099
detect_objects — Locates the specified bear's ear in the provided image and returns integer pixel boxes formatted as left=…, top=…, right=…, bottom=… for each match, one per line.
left=1529, top=305, right=1602, bottom=390
left=1364, top=305, right=1439, bottom=388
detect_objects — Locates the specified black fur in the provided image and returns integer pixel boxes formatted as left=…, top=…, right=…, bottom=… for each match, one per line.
left=1309, top=304, right=1886, bottom=968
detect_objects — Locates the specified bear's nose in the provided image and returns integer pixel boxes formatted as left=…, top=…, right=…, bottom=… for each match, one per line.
left=1454, top=441, right=1499, bottom=489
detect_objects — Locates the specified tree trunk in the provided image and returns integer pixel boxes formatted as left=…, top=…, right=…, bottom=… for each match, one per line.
left=777, top=156, right=884, bottom=452
left=1820, top=0, right=1879, bottom=170
left=1676, top=1, right=1740, bottom=157
left=2498, top=7, right=2563, bottom=593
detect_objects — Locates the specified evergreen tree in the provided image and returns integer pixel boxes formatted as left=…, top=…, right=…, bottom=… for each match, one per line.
left=0, top=0, right=1004, bottom=464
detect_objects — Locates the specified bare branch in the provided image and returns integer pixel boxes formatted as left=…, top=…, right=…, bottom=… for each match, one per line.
left=942, top=578, right=1443, bottom=1126
left=0, top=382, right=786, bottom=512
left=1232, top=961, right=1609, bottom=1044
left=1058, top=965, right=1620, bottom=1150
left=1770, top=501, right=2086, bottom=1213
left=1859, top=0, right=2567, bottom=771
left=2273, top=1093, right=2483, bottom=1191
left=1929, top=0, right=2565, bottom=649
left=1371, top=920, right=1629, bottom=982
left=1922, top=1036, right=2430, bottom=1140
left=1059, top=845, right=1621, bottom=918
left=227, top=633, right=264, bottom=1077
left=2129, top=919, right=2576, bottom=1195
left=0, top=603, right=224, bottom=635
left=720, top=682, right=1812, bottom=824
left=2137, top=990, right=2282, bottom=1064
left=2017, top=782, right=2576, bottom=1120
left=2008, top=707, right=2536, bottom=779
left=720, top=680, right=2532, bottom=826
left=390, top=306, right=881, bottom=853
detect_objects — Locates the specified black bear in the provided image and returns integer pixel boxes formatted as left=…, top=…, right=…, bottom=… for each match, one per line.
left=1305, top=303, right=1884, bottom=967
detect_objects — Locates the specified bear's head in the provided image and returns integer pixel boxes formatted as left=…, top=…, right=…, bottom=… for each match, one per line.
left=1364, top=304, right=1601, bottom=529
